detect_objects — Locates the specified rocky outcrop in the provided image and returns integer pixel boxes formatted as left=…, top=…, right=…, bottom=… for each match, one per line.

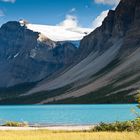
left=78, top=0, right=139, bottom=60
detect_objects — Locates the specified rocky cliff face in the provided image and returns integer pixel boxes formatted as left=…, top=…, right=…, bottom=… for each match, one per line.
left=79, top=0, right=139, bottom=60
left=0, top=21, right=77, bottom=87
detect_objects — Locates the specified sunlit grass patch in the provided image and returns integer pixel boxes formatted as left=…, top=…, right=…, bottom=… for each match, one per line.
left=0, top=130, right=139, bottom=140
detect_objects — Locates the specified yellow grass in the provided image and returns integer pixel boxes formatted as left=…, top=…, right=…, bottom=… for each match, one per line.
left=0, top=130, right=140, bottom=140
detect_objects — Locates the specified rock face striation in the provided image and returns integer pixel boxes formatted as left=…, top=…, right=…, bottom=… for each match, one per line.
left=0, top=0, right=140, bottom=104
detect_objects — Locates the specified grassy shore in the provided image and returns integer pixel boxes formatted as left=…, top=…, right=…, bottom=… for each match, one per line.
left=0, top=130, right=139, bottom=140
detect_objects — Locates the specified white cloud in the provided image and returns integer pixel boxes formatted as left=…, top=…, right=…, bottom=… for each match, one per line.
left=0, top=10, right=4, bottom=17
left=58, top=15, right=79, bottom=29
left=92, top=10, right=109, bottom=29
left=57, top=9, right=110, bottom=39
left=0, top=0, right=16, bottom=3
left=94, top=0, right=120, bottom=6
left=92, top=0, right=120, bottom=30
left=56, top=15, right=93, bottom=39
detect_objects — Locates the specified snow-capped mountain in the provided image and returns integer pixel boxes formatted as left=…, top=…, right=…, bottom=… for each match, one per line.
left=0, top=21, right=78, bottom=88
left=25, top=23, right=92, bottom=42
left=0, top=0, right=140, bottom=104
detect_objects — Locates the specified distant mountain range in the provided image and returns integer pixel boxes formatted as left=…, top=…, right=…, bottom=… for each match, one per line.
left=0, top=0, right=140, bottom=104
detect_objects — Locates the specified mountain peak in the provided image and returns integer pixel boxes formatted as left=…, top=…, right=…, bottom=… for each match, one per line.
left=19, top=19, right=29, bottom=26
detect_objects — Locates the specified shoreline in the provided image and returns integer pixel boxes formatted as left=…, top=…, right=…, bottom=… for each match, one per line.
left=0, top=125, right=94, bottom=131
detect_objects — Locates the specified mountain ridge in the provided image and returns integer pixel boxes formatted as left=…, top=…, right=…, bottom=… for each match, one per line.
left=0, top=0, right=140, bottom=104
left=21, top=21, right=92, bottom=42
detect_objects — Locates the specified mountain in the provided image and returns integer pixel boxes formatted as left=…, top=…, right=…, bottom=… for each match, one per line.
left=0, top=0, right=140, bottom=104
left=0, top=21, right=78, bottom=88
left=24, top=22, right=92, bottom=42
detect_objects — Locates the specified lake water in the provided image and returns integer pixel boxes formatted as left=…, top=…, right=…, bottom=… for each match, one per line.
left=0, top=104, right=139, bottom=126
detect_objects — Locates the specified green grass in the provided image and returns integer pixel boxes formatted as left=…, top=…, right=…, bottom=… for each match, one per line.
left=3, top=121, right=28, bottom=127
left=92, top=118, right=140, bottom=132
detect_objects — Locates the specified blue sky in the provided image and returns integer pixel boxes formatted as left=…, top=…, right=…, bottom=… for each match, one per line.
left=0, top=0, right=120, bottom=28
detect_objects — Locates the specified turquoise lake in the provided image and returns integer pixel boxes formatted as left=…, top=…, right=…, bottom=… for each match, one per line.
left=0, top=104, right=139, bottom=126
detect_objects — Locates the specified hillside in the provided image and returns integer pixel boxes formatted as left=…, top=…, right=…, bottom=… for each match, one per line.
left=0, top=0, right=140, bottom=104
